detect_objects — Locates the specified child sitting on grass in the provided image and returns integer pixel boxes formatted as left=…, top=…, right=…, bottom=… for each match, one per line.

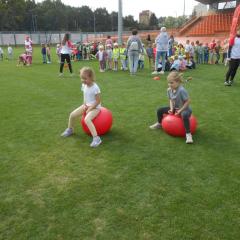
left=149, top=71, right=193, bottom=144
left=17, top=53, right=29, bottom=66
left=61, top=67, right=102, bottom=147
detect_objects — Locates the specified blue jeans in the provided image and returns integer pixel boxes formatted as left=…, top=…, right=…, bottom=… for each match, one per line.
left=204, top=54, right=209, bottom=64
left=168, top=48, right=173, bottom=57
left=42, top=54, right=46, bottom=63
left=128, top=51, right=139, bottom=74
left=198, top=53, right=203, bottom=64
left=155, top=51, right=167, bottom=71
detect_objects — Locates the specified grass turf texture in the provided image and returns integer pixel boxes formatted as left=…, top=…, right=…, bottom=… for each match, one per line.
left=0, top=47, right=240, bottom=240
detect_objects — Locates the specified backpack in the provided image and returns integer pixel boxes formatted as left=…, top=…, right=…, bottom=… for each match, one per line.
left=129, top=40, right=139, bottom=51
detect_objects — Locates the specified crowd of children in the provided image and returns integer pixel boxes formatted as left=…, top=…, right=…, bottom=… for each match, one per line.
left=0, top=32, right=237, bottom=147
left=147, top=38, right=229, bottom=75
left=0, top=34, right=229, bottom=75
left=0, top=45, right=13, bottom=61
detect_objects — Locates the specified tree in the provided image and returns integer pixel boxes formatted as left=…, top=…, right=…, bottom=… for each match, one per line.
left=123, top=15, right=138, bottom=30
left=94, top=8, right=111, bottom=32
left=110, top=11, right=118, bottom=31
left=149, top=13, right=158, bottom=29
left=77, top=6, right=93, bottom=32
left=0, top=0, right=26, bottom=30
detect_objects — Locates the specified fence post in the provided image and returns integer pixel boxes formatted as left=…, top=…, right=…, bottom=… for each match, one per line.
left=14, top=33, right=17, bottom=47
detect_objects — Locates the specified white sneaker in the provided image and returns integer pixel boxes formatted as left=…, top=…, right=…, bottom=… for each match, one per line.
left=186, top=133, right=193, bottom=144
left=151, top=71, right=158, bottom=75
left=149, top=122, right=161, bottom=129
left=61, top=128, right=73, bottom=137
left=90, top=136, right=102, bottom=147
left=159, top=70, right=165, bottom=74
left=59, top=73, right=63, bottom=77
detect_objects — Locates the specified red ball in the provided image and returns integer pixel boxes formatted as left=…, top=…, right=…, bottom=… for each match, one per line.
left=81, top=107, right=113, bottom=136
left=162, top=114, right=197, bottom=137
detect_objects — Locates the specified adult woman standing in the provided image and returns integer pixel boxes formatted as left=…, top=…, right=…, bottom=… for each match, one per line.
left=59, top=33, right=73, bottom=77
left=152, top=27, right=169, bottom=75
left=225, top=28, right=240, bottom=86
left=126, top=29, right=144, bottom=75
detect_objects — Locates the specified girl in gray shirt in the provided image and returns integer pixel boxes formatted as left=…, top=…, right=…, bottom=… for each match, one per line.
left=150, top=71, right=193, bottom=144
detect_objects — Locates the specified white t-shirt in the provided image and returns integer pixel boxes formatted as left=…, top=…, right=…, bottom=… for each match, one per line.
left=98, top=51, right=104, bottom=61
left=8, top=47, right=13, bottom=54
left=81, top=83, right=101, bottom=109
left=231, top=37, right=240, bottom=59
left=185, top=44, right=191, bottom=53
left=25, top=40, right=32, bottom=52
left=60, top=43, right=72, bottom=54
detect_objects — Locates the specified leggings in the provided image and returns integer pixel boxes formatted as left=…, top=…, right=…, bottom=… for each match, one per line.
left=99, top=60, right=105, bottom=70
left=157, top=107, right=192, bottom=134
left=60, top=54, right=72, bottom=73
left=68, top=105, right=100, bottom=137
left=225, top=58, right=240, bottom=82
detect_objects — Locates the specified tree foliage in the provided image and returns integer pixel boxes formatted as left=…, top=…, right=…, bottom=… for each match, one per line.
left=0, top=0, right=189, bottom=31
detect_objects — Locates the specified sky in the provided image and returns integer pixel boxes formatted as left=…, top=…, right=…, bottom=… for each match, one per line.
left=36, top=0, right=199, bottom=20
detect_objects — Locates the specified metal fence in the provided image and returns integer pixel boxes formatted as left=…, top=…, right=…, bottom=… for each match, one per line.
left=0, top=30, right=164, bottom=46
left=0, top=31, right=123, bottom=46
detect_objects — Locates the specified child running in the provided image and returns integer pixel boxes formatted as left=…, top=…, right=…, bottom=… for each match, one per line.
left=149, top=71, right=193, bottom=144
left=61, top=67, right=102, bottom=147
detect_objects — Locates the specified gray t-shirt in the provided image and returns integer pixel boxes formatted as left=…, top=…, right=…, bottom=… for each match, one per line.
left=167, top=85, right=189, bottom=109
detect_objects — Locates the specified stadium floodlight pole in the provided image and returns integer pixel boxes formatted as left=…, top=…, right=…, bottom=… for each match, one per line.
left=118, top=0, right=123, bottom=45
left=92, top=8, right=96, bottom=34
left=183, top=0, right=186, bottom=16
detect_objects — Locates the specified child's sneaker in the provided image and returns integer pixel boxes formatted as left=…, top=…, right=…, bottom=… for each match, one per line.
left=224, top=81, right=230, bottom=86
left=61, top=128, right=73, bottom=137
left=186, top=133, right=193, bottom=144
left=159, top=70, right=165, bottom=74
left=151, top=71, right=158, bottom=75
left=59, top=73, right=63, bottom=77
left=90, top=136, right=102, bottom=147
left=149, top=122, right=161, bottom=129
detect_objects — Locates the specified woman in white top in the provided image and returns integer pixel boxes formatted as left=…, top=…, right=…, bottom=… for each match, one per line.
left=225, top=28, right=240, bottom=86
left=59, top=33, right=73, bottom=76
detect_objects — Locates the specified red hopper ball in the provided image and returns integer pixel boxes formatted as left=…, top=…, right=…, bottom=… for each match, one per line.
left=81, top=107, right=113, bottom=136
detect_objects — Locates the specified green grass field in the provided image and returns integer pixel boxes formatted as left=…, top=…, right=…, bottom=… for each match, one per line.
left=1, top=47, right=240, bottom=240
